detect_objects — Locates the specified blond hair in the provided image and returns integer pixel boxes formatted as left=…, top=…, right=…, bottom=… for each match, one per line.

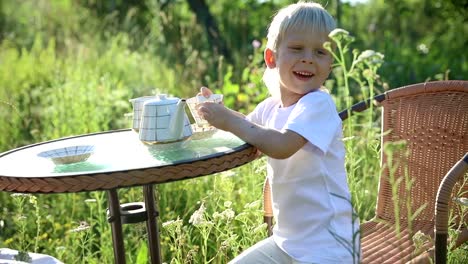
left=263, top=1, right=336, bottom=98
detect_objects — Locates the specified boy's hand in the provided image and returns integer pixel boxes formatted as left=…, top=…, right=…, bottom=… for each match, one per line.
left=197, top=102, right=233, bottom=131
left=198, top=86, right=213, bottom=98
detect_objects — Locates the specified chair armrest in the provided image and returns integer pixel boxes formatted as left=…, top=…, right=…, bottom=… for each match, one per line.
left=434, top=152, right=468, bottom=264
left=338, top=93, right=385, bottom=121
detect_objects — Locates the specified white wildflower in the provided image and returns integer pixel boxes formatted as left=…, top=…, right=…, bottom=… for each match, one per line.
left=329, top=28, right=350, bottom=39
left=162, top=218, right=183, bottom=234
left=221, top=208, right=235, bottom=221
left=358, top=50, right=376, bottom=60
left=356, top=50, right=384, bottom=66
left=328, top=28, right=355, bottom=43
left=213, top=212, right=222, bottom=219
left=417, top=43, right=429, bottom=54
left=162, top=218, right=182, bottom=228
left=162, top=220, right=175, bottom=228
left=189, top=203, right=207, bottom=226
left=213, top=208, right=235, bottom=221
left=453, top=197, right=468, bottom=207
left=11, top=193, right=32, bottom=198
left=69, top=221, right=91, bottom=233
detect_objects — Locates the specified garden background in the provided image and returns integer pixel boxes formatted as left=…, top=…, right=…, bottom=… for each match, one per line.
left=0, top=0, right=466, bottom=263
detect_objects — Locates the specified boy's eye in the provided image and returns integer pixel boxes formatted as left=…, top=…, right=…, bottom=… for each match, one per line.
left=316, top=49, right=327, bottom=55
left=289, top=46, right=302, bottom=50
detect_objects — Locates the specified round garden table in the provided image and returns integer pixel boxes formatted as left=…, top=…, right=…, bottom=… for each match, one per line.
left=0, top=129, right=258, bottom=264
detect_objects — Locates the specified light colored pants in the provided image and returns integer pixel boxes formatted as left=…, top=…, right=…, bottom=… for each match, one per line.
left=228, top=237, right=311, bottom=264
left=0, top=248, right=63, bottom=264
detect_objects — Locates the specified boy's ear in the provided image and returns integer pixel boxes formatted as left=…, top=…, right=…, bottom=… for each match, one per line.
left=264, top=48, right=276, bottom=68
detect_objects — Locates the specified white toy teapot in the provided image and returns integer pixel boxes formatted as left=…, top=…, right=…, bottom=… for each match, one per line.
left=138, top=94, right=193, bottom=144
left=129, top=96, right=156, bottom=131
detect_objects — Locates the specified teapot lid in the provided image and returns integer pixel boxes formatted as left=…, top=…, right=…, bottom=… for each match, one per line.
left=144, top=94, right=179, bottom=106
left=129, top=95, right=156, bottom=103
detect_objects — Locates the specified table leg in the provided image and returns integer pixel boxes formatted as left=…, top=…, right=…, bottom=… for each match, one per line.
left=107, top=189, right=126, bottom=264
left=143, top=185, right=162, bottom=264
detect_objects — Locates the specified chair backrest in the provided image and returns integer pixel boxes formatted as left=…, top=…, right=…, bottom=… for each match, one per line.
left=375, top=80, right=468, bottom=224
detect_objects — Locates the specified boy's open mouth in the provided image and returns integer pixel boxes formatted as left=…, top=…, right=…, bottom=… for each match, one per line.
left=293, top=71, right=314, bottom=79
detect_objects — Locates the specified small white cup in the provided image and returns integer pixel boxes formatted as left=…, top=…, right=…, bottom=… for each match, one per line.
left=187, top=94, right=223, bottom=129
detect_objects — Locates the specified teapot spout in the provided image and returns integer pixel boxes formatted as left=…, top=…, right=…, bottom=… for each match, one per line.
left=169, top=99, right=187, bottom=139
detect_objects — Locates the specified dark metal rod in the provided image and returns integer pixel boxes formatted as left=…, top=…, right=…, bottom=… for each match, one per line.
left=144, top=185, right=162, bottom=264
left=338, top=93, right=386, bottom=121
left=107, top=189, right=126, bottom=264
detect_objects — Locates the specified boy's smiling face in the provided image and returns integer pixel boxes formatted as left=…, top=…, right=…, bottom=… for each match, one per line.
left=265, top=29, right=333, bottom=106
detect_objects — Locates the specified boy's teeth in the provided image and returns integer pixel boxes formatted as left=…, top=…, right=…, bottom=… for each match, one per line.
left=295, top=71, right=313, bottom=76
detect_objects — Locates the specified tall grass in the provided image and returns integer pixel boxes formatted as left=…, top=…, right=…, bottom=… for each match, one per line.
left=0, top=33, right=183, bottom=151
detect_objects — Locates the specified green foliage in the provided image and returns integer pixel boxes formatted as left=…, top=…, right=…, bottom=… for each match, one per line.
left=0, top=31, right=184, bottom=151
left=325, top=28, right=383, bottom=223
left=340, top=0, right=467, bottom=87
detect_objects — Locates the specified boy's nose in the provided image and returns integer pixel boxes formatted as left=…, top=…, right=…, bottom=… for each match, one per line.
left=301, top=52, right=315, bottom=64
left=301, top=58, right=314, bottom=64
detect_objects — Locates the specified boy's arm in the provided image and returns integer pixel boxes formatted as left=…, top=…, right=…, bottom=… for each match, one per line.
left=198, top=103, right=306, bottom=159
left=225, top=114, right=306, bottom=159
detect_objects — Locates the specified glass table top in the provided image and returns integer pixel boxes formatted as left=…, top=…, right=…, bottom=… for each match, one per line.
left=0, top=129, right=249, bottom=178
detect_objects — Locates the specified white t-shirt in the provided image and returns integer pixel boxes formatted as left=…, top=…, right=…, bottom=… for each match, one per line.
left=247, top=90, right=360, bottom=263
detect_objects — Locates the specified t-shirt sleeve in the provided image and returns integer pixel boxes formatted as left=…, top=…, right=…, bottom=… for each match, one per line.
left=246, top=107, right=261, bottom=124
left=246, top=97, right=276, bottom=126
left=284, top=92, right=341, bottom=154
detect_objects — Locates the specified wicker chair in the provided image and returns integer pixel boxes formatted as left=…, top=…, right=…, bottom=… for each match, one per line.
left=262, top=80, right=468, bottom=264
